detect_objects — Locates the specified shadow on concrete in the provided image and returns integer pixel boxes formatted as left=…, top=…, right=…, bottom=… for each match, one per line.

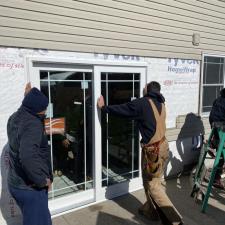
left=200, top=181, right=225, bottom=206
left=0, top=143, right=22, bottom=225
left=96, top=211, right=145, bottom=225
left=165, top=175, right=225, bottom=225
left=104, top=181, right=159, bottom=225
left=167, top=113, right=205, bottom=178
left=164, top=113, right=225, bottom=224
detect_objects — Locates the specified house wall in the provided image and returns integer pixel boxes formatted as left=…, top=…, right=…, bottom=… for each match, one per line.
left=0, top=0, right=225, bottom=59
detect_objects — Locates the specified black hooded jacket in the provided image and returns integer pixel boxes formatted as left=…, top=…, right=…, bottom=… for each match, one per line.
left=102, top=91, right=165, bottom=144
left=7, top=106, right=52, bottom=190
left=209, top=88, right=225, bottom=126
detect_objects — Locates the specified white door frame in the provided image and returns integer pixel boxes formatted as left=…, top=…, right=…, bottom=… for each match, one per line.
left=27, top=56, right=148, bottom=214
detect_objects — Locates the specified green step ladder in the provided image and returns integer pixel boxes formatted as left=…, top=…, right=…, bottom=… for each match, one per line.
left=191, top=122, right=225, bottom=213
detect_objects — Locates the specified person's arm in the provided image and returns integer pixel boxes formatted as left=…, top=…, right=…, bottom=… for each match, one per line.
left=102, top=101, right=139, bottom=119
left=98, top=95, right=140, bottom=119
left=24, top=82, right=31, bottom=96
left=19, top=121, right=50, bottom=188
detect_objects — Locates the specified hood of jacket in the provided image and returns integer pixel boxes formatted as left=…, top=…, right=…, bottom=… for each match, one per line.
left=145, top=91, right=165, bottom=103
left=220, top=88, right=225, bottom=98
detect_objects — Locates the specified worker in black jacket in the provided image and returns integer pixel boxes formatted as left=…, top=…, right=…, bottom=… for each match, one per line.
left=7, top=85, right=53, bottom=225
left=98, top=81, right=183, bottom=225
left=209, top=88, right=225, bottom=190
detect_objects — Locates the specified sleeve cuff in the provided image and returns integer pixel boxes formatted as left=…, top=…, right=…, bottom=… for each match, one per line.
left=101, top=106, right=107, bottom=113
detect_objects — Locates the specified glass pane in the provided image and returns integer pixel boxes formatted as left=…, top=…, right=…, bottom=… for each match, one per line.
left=134, top=82, right=140, bottom=176
left=203, top=63, right=223, bottom=84
left=101, top=73, right=140, bottom=187
left=202, top=86, right=223, bottom=112
left=134, top=73, right=140, bottom=81
left=101, top=73, right=138, bottom=81
left=50, top=71, right=84, bottom=80
left=40, top=73, right=93, bottom=199
left=205, top=56, right=224, bottom=64
left=85, top=72, right=92, bottom=80
left=40, top=81, right=49, bottom=98
left=40, top=71, right=48, bottom=80
left=40, top=71, right=90, bottom=81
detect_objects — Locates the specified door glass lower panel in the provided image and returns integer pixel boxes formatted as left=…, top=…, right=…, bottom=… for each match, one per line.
left=40, top=70, right=93, bottom=199
left=101, top=73, right=140, bottom=187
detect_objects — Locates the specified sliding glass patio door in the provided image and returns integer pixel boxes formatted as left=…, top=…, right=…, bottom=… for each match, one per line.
left=30, top=62, right=146, bottom=212
left=94, top=66, right=146, bottom=199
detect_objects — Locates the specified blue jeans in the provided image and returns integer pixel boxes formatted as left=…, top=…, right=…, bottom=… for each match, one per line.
left=9, top=186, right=52, bottom=225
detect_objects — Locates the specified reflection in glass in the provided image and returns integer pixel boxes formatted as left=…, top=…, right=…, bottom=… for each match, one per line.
left=202, top=85, right=223, bottom=112
left=40, top=71, right=93, bottom=199
left=101, top=73, right=140, bottom=186
left=40, top=71, right=92, bottom=81
left=203, top=63, right=223, bottom=84
left=202, top=56, right=225, bottom=113
left=205, top=56, right=224, bottom=64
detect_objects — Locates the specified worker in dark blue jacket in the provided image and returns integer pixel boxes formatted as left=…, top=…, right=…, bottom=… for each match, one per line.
left=7, top=84, right=53, bottom=225
left=209, top=88, right=225, bottom=190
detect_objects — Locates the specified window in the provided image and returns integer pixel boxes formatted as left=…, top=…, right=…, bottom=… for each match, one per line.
left=101, top=73, right=140, bottom=186
left=40, top=69, right=94, bottom=199
left=202, top=56, right=225, bottom=113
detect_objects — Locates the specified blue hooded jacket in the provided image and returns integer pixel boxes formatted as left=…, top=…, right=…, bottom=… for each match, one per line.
left=209, top=88, right=225, bottom=126
left=7, top=88, right=52, bottom=190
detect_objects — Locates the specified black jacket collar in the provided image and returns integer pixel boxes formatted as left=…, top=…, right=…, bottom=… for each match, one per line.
left=145, top=91, right=165, bottom=103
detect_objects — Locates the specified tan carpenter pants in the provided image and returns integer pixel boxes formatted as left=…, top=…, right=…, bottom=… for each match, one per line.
left=140, top=140, right=182, bottom=225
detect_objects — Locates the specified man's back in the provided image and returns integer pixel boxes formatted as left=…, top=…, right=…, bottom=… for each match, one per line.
left=97, top=81, right=183, bottom=224
left=7, top=106, right=51, bottom=189
left=209, top=91, right=225, bottom=125
left=102, top=91, right=165, bottom=144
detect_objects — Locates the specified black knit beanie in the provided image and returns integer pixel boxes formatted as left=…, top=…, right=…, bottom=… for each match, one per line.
left=220, top=88, right=225, bottom=98
left=22, top=87, right=49, bottom=114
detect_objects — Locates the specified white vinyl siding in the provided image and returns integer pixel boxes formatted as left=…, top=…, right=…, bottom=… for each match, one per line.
left=0, top=0, right=225, bottom=59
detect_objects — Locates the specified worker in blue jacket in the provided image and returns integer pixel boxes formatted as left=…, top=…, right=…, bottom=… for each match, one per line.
left=7, top=84, right=53, bottom=225
left=209, top=88, right=225, bottom=190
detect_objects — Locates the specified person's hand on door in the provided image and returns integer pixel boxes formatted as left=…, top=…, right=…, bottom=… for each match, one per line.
left=62, top=139, right=70, bottom=148
left=24, top=82, right=32, bottom=96
left=97, top=95, right=105, bottom=109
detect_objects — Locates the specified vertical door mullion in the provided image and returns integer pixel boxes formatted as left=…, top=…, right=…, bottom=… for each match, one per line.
left=139, top=68, right=146, bottom=179
left=83, top=72, right=87, bottom=190
left=93, top=66, right=102, bottom=201
left=132, top=73, right=135, bottom=179
left=106, top=73, right=109, bottom=186
left=47, top=71, right=54, bottom=199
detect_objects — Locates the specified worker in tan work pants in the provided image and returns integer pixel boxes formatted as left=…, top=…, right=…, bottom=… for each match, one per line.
left=140, top=99, right=182, bottom=225
left=97, top=81, right=183, bottom=225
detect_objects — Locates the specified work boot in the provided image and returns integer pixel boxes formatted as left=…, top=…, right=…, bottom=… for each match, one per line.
left=138, top=203, right=160, bottom=221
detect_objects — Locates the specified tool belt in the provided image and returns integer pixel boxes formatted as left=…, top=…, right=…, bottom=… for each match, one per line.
left=142, top=136, right=166, bottom=154
left=142, top=136, right=166, bottom=178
